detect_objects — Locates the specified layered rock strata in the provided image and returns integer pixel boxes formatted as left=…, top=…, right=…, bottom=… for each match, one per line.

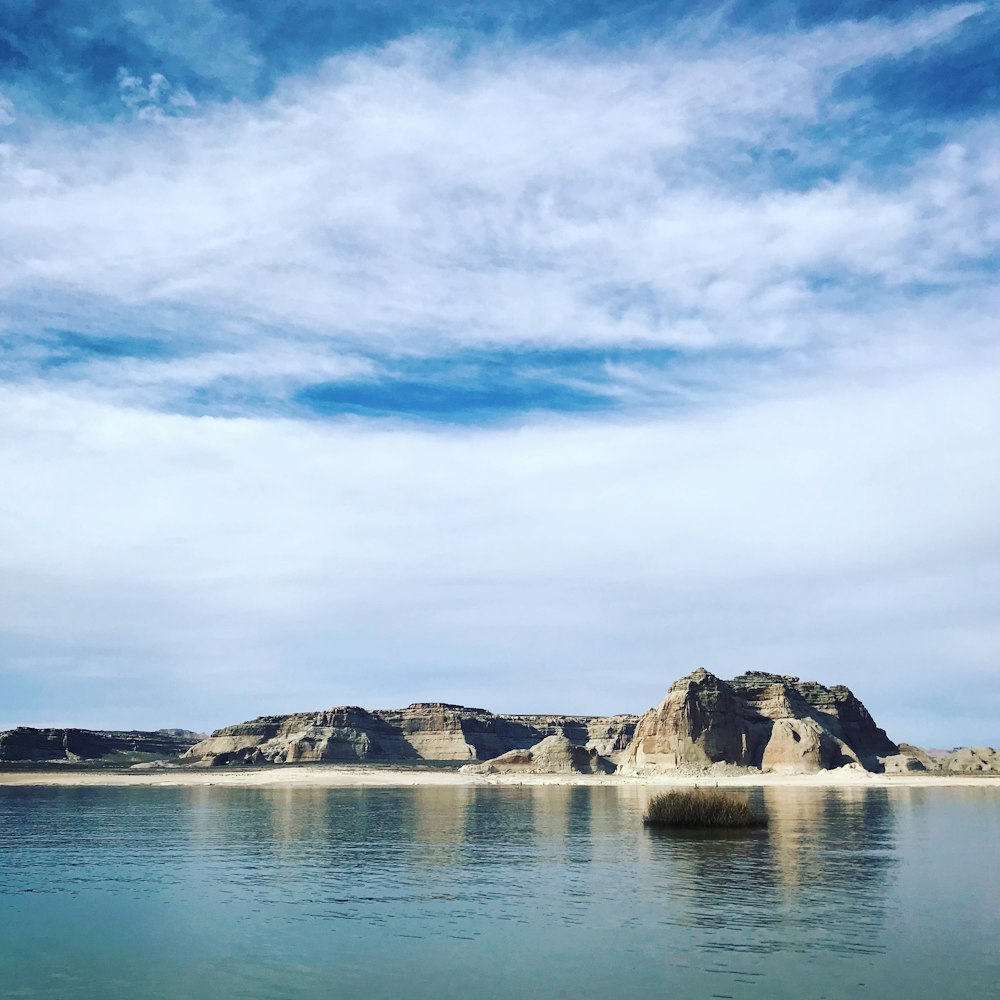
left=185, top=703, right=638, bottom=766
left=620, top=669, right=898, bottom=774
left=0, top=727, right=201, bottom=763
left=460, top=735, right=615, bottom=775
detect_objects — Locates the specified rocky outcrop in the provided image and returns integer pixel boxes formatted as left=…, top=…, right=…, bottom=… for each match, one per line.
left=761, top=718, right=848, bottom=773
left=496, top=715, right=635, bottom=758
left=186, top=707, right=417, bottom=764
left=879, top=752, right=928, bottom=773
left=888, top=744, right=1000, bottom=773
left=894, top=743, right=938, bottom=770
left=460, top=735, right=614, bottom=775
left=187, top=672, right=899, bottom=774
left=620, top=669, right=898, bottom=774
left=934, top=747, right=1000, bottom=773
left=0, top=727, right=201, bottom=763
left=185, top=704, right=638, bottom=766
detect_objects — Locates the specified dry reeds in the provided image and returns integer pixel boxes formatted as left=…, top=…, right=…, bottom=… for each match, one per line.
left=643, top=789, right=767, bottom=829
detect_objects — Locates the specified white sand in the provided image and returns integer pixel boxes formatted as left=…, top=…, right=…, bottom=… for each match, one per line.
left=1, top=766, right=997, bottom=789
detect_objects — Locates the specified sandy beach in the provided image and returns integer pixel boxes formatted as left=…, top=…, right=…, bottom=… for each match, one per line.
left=2, top=766, right=998, bottom=789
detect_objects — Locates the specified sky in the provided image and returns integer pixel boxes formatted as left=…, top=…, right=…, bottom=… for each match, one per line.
left=1, top=1, right=998, bottom=746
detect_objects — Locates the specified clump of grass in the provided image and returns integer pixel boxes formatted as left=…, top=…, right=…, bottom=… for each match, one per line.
left=643, top=789, right=767, bottom=829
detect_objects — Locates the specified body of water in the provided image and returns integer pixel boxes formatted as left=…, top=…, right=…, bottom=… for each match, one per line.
left=1, top=783, right=997, bottom=999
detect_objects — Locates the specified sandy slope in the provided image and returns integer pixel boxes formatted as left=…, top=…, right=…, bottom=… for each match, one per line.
left=1, top=766, right=997, bottom=789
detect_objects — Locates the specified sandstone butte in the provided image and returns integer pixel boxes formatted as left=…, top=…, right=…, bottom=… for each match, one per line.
left=1, top=670, right=996, bottom=775
left=620, top=668, right=899, bottom=774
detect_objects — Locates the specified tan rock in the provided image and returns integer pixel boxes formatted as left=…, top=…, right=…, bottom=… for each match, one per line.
left=620, top=668, right=896, bottom=774
left=624, top=669, right=753, bottom=771
left=185, top=735, right=263, bottom=758
left=761, top=718, right=858, bottom=773
left=460, top=735, right=614, bottom=775
left=184, top=703, right=638, bottom=767
left=936, top=747, right=1000, bottom=773
left=879, top=752, right=928, bottom=773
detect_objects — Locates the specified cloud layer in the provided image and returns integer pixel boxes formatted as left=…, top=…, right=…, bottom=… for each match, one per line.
left=0, top=2, right=998, bottom=742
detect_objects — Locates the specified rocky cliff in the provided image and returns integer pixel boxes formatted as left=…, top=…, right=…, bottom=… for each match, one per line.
left=620, top=669, right=898, bottom=774
left=185, top=703, right=638, bottom=766
left=9, top=672, right=973, bottom=777
left=0, top=727, right=202, bottom=763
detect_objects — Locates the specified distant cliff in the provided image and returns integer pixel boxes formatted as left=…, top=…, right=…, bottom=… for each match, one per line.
left=184, top=703, right=638, bottom=766
left=896, top=744, right=1000, bottom=774
left=5, top=672, right=994, bottom=776
left=620, top=669, right=899, bottom=773
left=0, top=727, right=202, bottom=763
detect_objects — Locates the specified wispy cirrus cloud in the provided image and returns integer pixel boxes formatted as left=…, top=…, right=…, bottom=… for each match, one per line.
left=0, top=2, right=994, bottom=417
left=116, top=69, right=197, bottom=120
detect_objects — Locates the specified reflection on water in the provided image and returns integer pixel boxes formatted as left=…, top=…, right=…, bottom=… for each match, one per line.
left=1, top=783, right=998, bottom=999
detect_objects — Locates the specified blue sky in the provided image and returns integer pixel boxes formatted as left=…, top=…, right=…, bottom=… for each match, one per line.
left=1, top=1, right=998, bottom=744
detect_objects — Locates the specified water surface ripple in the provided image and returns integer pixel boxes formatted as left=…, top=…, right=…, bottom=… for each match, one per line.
left=1, top=784, right=997, bottom=999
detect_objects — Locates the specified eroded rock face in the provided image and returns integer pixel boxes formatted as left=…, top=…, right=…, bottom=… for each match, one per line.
left=760, top=718, right=851, bottom=774
left=0, top=727, right=201, bottom=762
left=879, top=753, right=927, bottom=773
left=885, top=745, right=1000, bottom=773
left=185, top=704, right=638, bottom=766
left=186, top=707, right=417, bottom=764
left=622, top=669, right=752, bottom=770
left=935, top=747, right=1000, bottom=773
left=460, top=735, right=614, bottom=775
left=620, top=669, right=897, bottom=774
left=894, top=743, right=939, bottom=770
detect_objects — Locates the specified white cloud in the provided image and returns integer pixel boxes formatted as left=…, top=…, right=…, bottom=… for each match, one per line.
left=34, top=344, right=380, bottom=412
left=120, top=0, right=262, bottom=94
left=117, top=68, right=198, bottom=120
left=0, top=4, right=992, bottom=366
left=1, top=356, right=998, bottom=742
left=1, top=5, right=998, bottom=744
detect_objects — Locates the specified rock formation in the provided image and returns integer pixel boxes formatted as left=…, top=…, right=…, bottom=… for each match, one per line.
left=184, top=703, right=638, bottom=766
left=932, top=747, right=1000, bottom=773
left=620, top=669, right=898, bottom=774
left=894, top=743, right=937, bottom=770
left=10, top=671, right=982, bottom=778
left=460, top=735, right=615, bottom=775
left=889, top=744, right=1000, bottom=773
left=879, top=752, right=927, bottom=773
left=0, top=727, right=201, bottom=763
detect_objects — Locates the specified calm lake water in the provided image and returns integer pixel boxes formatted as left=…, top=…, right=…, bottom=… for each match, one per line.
left=1, top=783, right=998, bottom=999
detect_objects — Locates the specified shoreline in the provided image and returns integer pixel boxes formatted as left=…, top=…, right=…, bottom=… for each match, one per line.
left=2, top=765, right=999, bottom=789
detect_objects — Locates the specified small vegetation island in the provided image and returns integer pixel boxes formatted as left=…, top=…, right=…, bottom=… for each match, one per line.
left=642, top=789, right=768, bottom=829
